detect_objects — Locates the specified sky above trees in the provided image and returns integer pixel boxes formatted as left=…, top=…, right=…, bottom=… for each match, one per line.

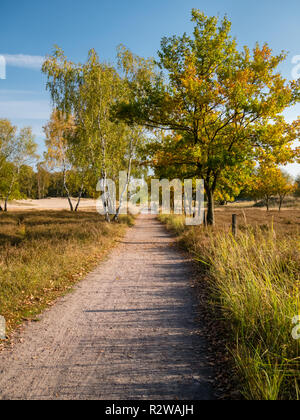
left=1, top=0, right=299, bottom=175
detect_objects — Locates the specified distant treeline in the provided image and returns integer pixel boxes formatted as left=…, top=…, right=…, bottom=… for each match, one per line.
left=3, top=164, right=98, bottom=201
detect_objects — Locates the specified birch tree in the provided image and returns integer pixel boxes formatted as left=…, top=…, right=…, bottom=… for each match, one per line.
left=44, top=110, right=89, bottom=211
left=43, top=47, right=145, bottom=221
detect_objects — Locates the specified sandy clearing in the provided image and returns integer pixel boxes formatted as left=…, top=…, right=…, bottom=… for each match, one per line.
left=5, top=198, right=98, bottom=212
left=0, top=215, right=213, bottom=400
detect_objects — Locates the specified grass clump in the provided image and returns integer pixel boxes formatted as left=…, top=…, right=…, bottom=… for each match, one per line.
left=158, top=214, right=186, bottom=235
left=0, top=211, right=133, bottom=337
left=159, top=213, right=300, bottom=400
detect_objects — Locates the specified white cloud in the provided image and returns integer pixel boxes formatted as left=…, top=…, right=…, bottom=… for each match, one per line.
left=3, top=54, right=44, bottom=70
left=0, top=100, right=50, bottom=120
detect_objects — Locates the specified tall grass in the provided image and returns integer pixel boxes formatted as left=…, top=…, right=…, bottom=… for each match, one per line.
left=159, top=214, right=300, bottom=400
left=0, top=211, right=133, bottom=337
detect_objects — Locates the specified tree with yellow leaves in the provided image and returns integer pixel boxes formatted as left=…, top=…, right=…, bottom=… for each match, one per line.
left=115, top=10, right=300, bottom=224
left=249, top=166, right=295, bottom=211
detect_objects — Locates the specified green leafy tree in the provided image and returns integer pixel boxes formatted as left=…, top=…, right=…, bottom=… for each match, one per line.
left=44, top=110, right=89, bottom=211
left=0, top=119, right=16, bottom=171
left=36, top=162, right=51, bottom=199
left=115, top=10, right=300, bottom=224
left=0, top=126, right=38, bottom=211
left=19, top=165, right=37, bottom=198
left=274, top=170, right=296, bottom=211
left=43, top=47, right=146, bottom=220
left=47, top=171, right=64, bottom=198
left=249, top=166, right=295, bottom=211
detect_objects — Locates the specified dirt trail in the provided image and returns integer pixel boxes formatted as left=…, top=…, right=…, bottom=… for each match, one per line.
left=0, top=215, right=213, bottom=400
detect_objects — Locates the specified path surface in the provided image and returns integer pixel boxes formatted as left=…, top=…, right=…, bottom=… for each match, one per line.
left=0, top=216, right=213, bottom=400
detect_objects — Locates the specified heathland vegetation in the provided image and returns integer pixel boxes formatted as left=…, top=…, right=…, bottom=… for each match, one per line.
left=159, top=209, right=300, bottom=400
left=0, top=9, right=299, bottom=400
left=0, top=211, right=133, bottom=339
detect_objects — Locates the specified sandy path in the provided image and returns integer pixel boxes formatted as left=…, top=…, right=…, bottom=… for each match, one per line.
left=0, top=215, right=213, bottom=400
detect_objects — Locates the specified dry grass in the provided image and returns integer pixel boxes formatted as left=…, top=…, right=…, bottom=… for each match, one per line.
left=0, top=211, right=133, bottom=338
left=214, top=206, right=300, bottom=235
left=159, top=208, right=300, bottom=400
left=225, top=197, right=300, bottom=209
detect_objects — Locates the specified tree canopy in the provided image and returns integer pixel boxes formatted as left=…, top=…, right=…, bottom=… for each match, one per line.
left=114, top=10, right=300, bottom=224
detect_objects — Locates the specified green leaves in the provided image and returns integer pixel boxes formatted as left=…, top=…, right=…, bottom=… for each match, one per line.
left=42, top=46, right=147, bottom=213
left=114, top=10, right=299, bottom=224
left=0, top=121, right=38, bottom=205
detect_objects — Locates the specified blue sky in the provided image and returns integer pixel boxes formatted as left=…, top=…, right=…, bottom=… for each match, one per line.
left=1, top=0, right=300, bottom=175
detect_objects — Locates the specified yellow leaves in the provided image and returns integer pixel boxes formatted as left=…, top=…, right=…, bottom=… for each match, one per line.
left=43, top=110, right=75, bottom=168
left=180, top=62, right=201, bottom=92
left=179, top=55, right=213, bottom=98
left=253, top=43, right=272, bottom=63
left=250, top=164, right=295, bottom=201
left=254, top=117, right=299, bottom=165
left=236, top=68, right=254, bottom=84
left=291, top=117, right=300, bottom=135
left=173, top=134, right=183, bottom=143
left=261, top=44, right=272, bottom=60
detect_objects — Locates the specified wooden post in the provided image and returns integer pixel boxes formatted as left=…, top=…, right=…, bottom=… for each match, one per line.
left=203, top=210, right=207, bottom=227
left=232, top=214, right=237, bottom=237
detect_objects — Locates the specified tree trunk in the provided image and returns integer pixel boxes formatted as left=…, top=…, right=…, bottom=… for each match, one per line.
left=75, top=197, right=81, bottom=212
left=113, top=141, right=134, bottom=222
left=4, top=172, right=17, bottom=212
left=63, top=165, right=74, bottom=212
left=99, top=132, right=111, bottom=223
left=279, top=196, right=284, bottom=212
left=104, top=198, right=111, bottom=222
left=113, top=176, right=129, bottom=222
left=206, top=189, right=215, bottom=226
left=66, top=196, right=74, bottom=212
left=75, top=185, right=84, bottom=212
left=37, top=174, right=42, bottom=200
left=104, top=205, right=110, bottom=222
left=100, top=174, right=111, bottom=223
